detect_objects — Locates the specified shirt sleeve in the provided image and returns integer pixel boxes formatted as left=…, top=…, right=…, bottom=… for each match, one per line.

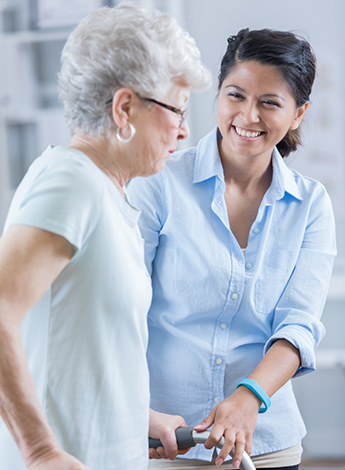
left=6, top=153, right=104, bottom=253
left=264, top=184, right=337, bottom=377
left=127, top=173, right=165, bottom=276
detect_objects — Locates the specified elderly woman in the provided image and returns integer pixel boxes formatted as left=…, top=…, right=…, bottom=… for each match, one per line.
left=0, top=4, right=210, bottom=470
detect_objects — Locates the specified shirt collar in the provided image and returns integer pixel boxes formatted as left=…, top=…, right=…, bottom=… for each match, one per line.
left=193, top=127, right=224, bottom=184
left=193, top=127, right=303, bottom=203
left=266, top=147, right=303, bottom=204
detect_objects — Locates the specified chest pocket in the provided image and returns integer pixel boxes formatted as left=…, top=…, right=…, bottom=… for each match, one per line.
left=254, top=249, right=299, bottom=314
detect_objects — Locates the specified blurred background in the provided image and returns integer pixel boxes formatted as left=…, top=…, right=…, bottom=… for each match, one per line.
left=0, top=0, right=344, bottom=465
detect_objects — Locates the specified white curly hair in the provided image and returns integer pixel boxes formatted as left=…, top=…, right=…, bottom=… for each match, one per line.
left=58, top=3, right=211, bottom=136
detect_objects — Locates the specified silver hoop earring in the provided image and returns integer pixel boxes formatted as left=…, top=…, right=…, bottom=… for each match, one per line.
left=116, top=123, right=136, bottom=143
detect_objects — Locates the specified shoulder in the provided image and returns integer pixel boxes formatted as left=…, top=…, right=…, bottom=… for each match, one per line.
left=285, top=167, right=335, bottom=234
left=274, top=149, right=332, bottom=208
left=7, top=146, right=105, bottom=240
left=19, top=146, right=105, bottom=216
left=38, top=146, right=104, bottom=195
left=289, top=166, right=331, bottom=203
left=166, top=146, right=197, bottom=172
left=155, top=145, right=198, bottom=186
left=129, top=146, right=197, bottom=196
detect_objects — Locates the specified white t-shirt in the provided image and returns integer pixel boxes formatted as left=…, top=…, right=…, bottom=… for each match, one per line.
left=0, top=146, right=152, bottom=470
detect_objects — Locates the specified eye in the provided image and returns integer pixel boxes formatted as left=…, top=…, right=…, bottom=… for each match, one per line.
left=227, top=92, right=245, bottom=100
left=261, top=99, right=281, bottom=108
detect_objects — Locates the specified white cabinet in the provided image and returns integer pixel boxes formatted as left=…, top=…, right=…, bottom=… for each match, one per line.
left=0, top=0, right=114, bottom=228
left=0, top=2, right=72, bottom=227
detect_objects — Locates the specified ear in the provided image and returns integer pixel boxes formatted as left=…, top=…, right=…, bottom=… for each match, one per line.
left=289, top=102, right=309, bottom=130
left=111, top=88, right=136, bottom=128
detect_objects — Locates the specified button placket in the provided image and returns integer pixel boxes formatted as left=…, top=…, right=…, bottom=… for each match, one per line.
left=208, top=241, right=244, bottom=416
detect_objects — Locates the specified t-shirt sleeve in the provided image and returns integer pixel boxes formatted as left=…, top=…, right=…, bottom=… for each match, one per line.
left=5, top=152, right=104, bottom=253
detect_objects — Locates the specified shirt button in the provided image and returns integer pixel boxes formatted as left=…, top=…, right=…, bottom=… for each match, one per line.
left=220, top=323, right=227, bottom=329
left=216, top=358, right=223, bottom=365
left=253, top=227, right=260, bottom=234
left=246, top=262, right=253, bottom=269
left=231, top=293, right=239, bottom=300
left=214, top=397, right=220, bottom=403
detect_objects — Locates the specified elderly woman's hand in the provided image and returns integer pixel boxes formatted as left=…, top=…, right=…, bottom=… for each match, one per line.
left=194, top=387, right=260, bottom=468
left=27, top=448, right=91, bottom=470
left=149, top=409, right=190, bottom=460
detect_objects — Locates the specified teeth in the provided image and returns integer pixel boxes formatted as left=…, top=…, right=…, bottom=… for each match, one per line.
left=235, top=126, right=261, bottom=138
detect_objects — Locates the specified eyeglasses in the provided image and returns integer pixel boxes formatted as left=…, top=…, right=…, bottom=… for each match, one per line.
left=141, top=98, right=188, bottom=128
left=105, top=96, right=188, bottom=128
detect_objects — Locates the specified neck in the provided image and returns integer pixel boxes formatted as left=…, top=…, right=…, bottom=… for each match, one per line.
left=218, top=140, right=273, bottom=190
left=69, top=133, right=130, bottom=196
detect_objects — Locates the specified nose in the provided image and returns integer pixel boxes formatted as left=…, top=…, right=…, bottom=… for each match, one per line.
left=240, top=100, right=260, bottom=123
left=177, top=121, right=190, bottom=140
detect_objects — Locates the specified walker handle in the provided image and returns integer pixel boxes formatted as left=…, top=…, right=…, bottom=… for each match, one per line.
left=149, top=426, right=195, bottom=450
left=148, top=426, right=256, bottom=470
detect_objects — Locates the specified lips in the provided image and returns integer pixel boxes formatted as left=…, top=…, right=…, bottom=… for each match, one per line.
left=234, top=126, right=264, bottom=138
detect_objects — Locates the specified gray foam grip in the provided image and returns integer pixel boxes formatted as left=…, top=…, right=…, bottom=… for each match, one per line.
left=149, top=426, right=196, bottom=450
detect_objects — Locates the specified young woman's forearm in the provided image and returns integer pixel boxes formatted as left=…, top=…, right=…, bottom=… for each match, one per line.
left=248, top=339, right=301, bottom=396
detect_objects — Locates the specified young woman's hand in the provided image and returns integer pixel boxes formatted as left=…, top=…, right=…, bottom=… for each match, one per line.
left=194, top=387, right=260, bottom=468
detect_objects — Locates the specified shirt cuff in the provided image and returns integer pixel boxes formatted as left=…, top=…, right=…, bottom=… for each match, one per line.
left=263, top=324, right=325, bottom=377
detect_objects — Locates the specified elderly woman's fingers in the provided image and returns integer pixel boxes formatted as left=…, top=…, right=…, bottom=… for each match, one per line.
left=149, top=446, right=167, bottom=459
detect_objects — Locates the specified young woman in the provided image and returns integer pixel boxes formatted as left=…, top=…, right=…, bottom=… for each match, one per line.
left=128, top=29, right=336, bottom=470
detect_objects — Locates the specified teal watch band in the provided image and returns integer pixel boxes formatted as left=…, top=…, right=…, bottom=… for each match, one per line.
left=236, top=378, right=271, bottom=413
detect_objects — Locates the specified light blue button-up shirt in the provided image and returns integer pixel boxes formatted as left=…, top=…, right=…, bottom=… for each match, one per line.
left=128, top=127, right=336, bottom=459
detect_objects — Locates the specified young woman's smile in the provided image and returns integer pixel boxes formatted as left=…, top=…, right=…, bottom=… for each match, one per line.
left=234, top=125, right=264, bottom=139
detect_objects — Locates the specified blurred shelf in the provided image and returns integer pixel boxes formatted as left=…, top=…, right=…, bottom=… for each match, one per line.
left=4, top=107, right=64, bottom=123
left=0, top=29, right=71, bottom=43
left=0, top=2, right=14, bottom=13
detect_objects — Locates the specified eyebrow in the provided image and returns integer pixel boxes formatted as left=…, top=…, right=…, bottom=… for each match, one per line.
left=225, top=84, right=287, bottom=102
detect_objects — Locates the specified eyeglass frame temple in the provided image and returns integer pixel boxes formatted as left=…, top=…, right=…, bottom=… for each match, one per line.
left=105, top=96, right=188, bottom=127
left=144, top=98, right=188, bottom=128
